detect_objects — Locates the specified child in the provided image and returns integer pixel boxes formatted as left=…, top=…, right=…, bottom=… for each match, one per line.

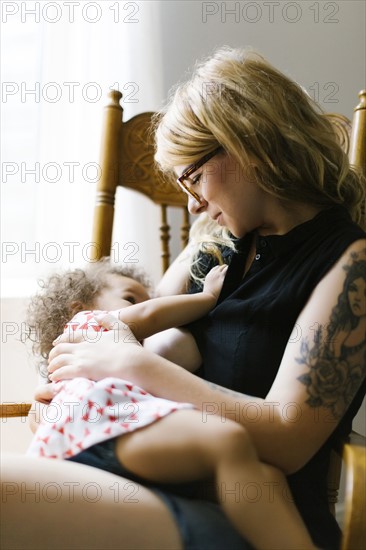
left=27, top=258, right=224, bottom=459
left=26, top=258, right=317, bottom=550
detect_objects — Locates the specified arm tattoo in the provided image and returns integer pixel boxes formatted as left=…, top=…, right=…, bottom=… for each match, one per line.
left=297, top=250, right=366, bottom=420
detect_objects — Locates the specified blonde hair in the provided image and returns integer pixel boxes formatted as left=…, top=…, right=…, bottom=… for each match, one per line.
left=185, top=214, right=235, bottom=286
left=154, top=46, right=365, bottom=230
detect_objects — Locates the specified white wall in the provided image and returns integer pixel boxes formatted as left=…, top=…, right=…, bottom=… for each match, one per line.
left=158, top=0, right=365, bottom=118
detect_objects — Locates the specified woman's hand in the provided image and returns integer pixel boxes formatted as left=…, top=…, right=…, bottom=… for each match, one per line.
left=48, top=313, right=141, bottom=382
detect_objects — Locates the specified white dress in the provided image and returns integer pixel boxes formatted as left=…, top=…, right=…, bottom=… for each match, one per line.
left=27, top=310, right=194, bottom=459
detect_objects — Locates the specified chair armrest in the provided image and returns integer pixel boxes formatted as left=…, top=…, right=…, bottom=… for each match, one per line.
left=0, top=403, right=32, bottom=418
left=341, top=430, right=366, bottom=550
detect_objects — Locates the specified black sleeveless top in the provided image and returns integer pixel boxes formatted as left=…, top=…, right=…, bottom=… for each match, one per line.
left=188, top=206, right=366, bottom=549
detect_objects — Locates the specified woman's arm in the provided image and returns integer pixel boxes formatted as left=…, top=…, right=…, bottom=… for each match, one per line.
left=131, top=240, right=366, bottom=473
left=47, top=240, right=365, bottom=474
left=135, top=239, right=366, bottom=473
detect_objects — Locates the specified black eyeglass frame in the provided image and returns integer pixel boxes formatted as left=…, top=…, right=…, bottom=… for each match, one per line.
left=176, top=146, right=223, bottom=203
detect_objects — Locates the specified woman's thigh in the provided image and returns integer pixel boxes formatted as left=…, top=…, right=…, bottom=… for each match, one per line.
left=1, top=452, right=182, bottom=550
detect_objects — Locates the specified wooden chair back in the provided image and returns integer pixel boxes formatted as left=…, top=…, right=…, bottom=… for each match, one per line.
left=91, top=90, right=190, bottom=273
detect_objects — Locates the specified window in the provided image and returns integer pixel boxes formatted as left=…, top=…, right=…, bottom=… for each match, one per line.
left=1, top=1, right=165, bottom=296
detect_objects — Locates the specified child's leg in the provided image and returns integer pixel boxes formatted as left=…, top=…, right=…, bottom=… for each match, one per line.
left=115, top=410, right=316, bottom=550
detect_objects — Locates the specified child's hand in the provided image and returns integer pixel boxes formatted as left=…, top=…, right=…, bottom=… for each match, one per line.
left=34, top=382, right=61, bottom=404
left=202, top=264, right=228, bottom=301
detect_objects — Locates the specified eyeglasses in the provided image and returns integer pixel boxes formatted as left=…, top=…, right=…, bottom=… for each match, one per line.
left=176, top=146, right=223, bottom=203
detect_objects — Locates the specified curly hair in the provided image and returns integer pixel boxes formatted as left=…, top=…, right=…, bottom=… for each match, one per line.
left=154, top=47, right=365, bottom=230
left=26, top=258, right=152, bottom=375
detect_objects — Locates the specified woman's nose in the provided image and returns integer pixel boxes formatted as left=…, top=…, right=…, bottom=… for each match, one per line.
left=187, top=195, right=207, bottom=215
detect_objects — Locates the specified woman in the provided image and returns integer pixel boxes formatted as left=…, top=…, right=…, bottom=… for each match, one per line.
left=2, top=47, right=365, bottom=549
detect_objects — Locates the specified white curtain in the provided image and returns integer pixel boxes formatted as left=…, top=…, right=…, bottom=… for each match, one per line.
left=1, top=1, right=165, bottom=296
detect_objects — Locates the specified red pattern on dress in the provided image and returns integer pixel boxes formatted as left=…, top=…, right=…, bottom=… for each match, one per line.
left=27, top=310, right=194, bottom=459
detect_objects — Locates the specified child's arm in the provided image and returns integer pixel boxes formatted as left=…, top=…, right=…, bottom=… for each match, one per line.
left=113, top=264, right=227, bottom=341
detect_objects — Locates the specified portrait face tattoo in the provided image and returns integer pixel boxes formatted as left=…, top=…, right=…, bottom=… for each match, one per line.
left=297, top=249, right=366, bottom=420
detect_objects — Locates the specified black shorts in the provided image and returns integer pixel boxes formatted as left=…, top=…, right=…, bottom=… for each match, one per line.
left=67, top=438, right=252, bottom=550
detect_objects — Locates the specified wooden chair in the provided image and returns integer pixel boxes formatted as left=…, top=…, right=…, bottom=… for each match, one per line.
left=1, top=89, right=365, bottom=550
left=341, top=432, right=366, bottom=550
left=90, top=89, right=190, bottom=274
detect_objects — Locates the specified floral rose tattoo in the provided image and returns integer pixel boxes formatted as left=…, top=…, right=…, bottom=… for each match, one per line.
left=297, top=250, right=366, bottom=420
